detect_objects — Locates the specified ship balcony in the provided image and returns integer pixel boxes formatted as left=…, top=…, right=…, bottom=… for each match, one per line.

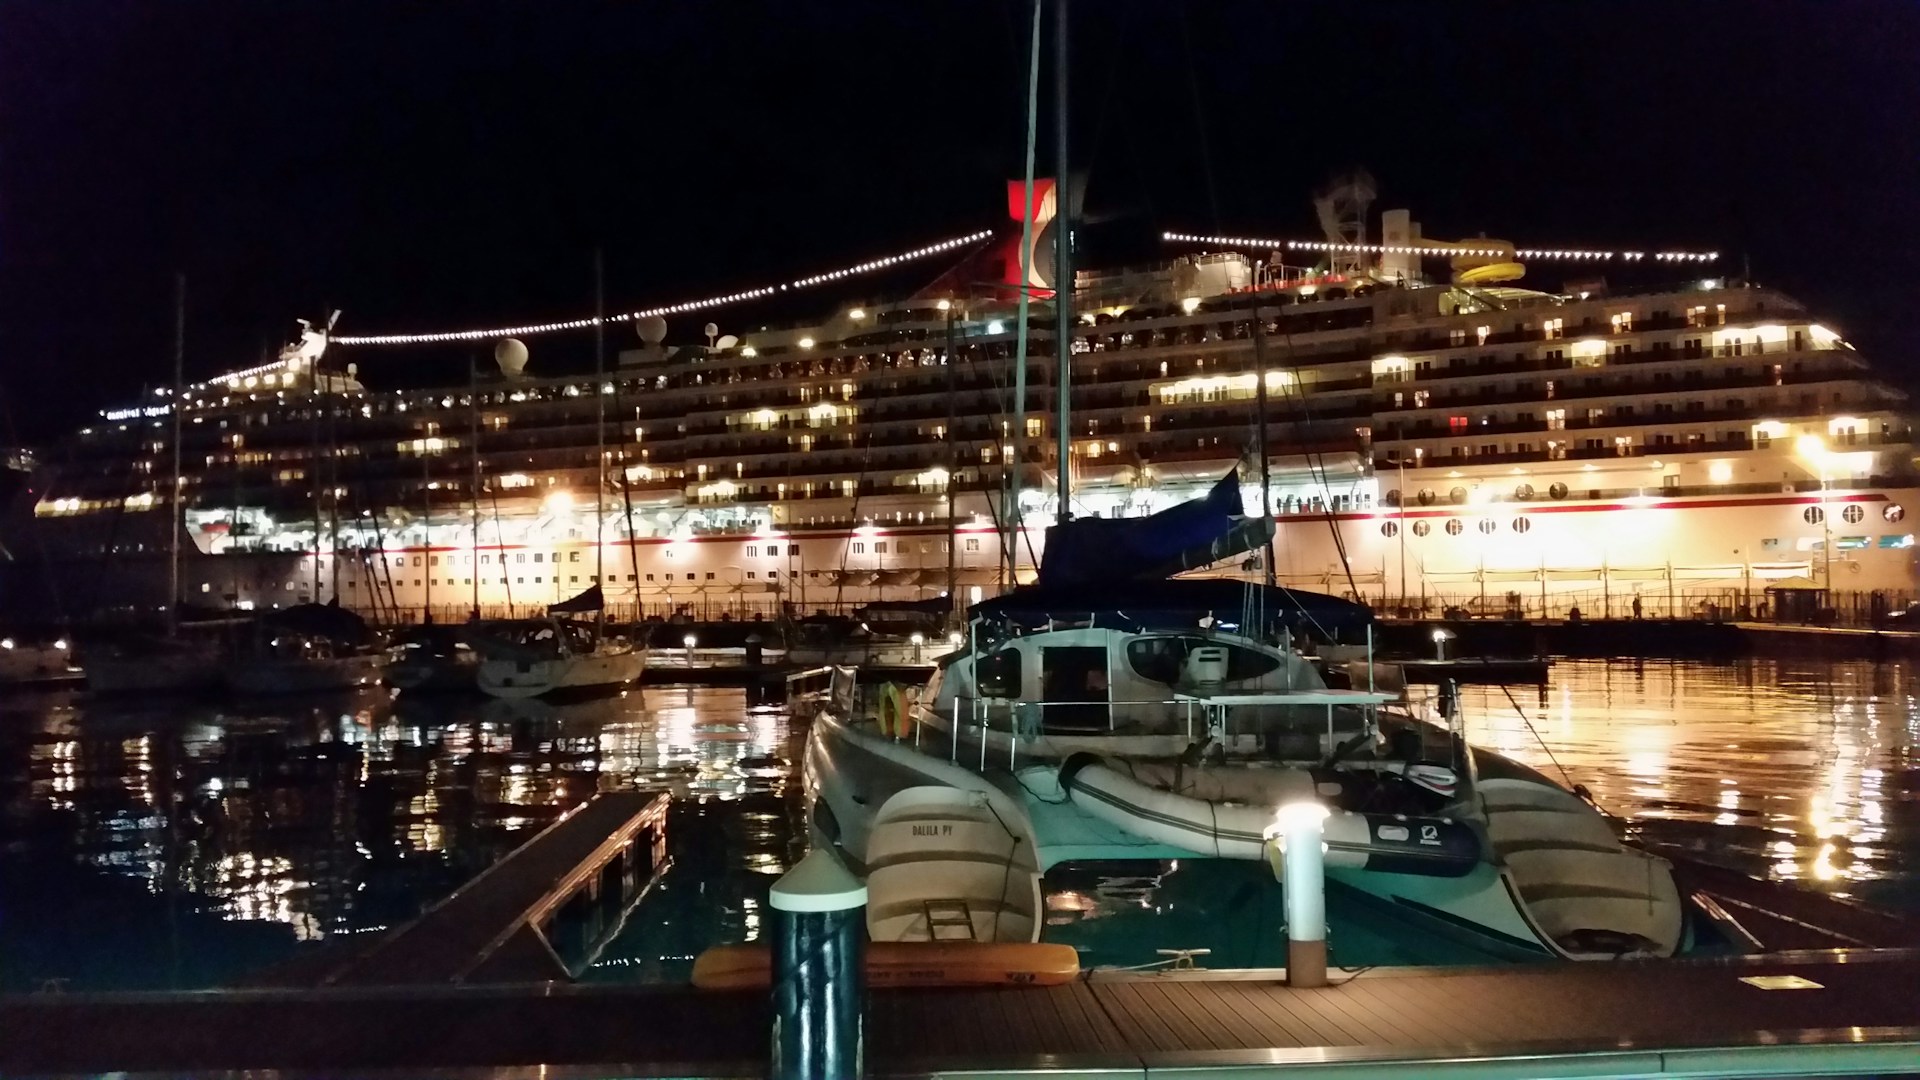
left=1373, top=430, right=1911, bottom=472
left=1374, top=373, right=1873, bottom=415
left=1378, top=408, right=1909, bottom=444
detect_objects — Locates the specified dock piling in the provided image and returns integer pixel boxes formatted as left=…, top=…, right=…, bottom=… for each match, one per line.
left=1274, top=802, right=1331, bottom=989
left=769, top=847, right=868, bottom=1080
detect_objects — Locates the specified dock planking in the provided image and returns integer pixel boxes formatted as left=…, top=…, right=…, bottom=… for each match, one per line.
left=5, top=948, right=1919, bottom=1078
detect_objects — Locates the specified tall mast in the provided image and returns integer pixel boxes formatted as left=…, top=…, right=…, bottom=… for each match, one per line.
left=593, top=249, right=606, bottom=635
left=1249, top=308, right=1278, bottom=588
left=167, top=273, right=185, bottom=634
left=1051, top=0, right=1072, bottom=526
left=469, top=356, right=481, bottom=618
left=944, top=305, right=959, bottom=625
left=1006, top=0, right=1043, bottom=586
left=421, top=430, right=432, bottom=622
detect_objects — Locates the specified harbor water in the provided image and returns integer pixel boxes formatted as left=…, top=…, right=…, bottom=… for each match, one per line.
left=1, top=659, right=1913, bottom=991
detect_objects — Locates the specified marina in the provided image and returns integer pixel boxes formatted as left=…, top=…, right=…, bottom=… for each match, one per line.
left=4, top=2, right=1918, bottom=1075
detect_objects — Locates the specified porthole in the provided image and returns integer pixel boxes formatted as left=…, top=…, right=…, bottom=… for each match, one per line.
left=1418, top=488, right=1436, bottom=505
left=1449, top=486, right=1468, bottom=504
left=1804, top=506, right=1825, bottom=525
left=1380, top=521, right=1399, bottom=538
left=1383, top=488, right=1402, bottom=506
left=1445, top=518, right=1464, bottom=535
left=1886, top=504, right=1906, bottom=523
left=1515, top=483, right=1535, bottom=501
left=1513, top=517, right=1532, bottom=534
left=1477, top=519, right=1497, bottom=534
left=1842, top=504, right=1865, bottom=524
left=1548, top=482, right=1569, bottom=500
left=1412, top=520, right=1431, bottom=537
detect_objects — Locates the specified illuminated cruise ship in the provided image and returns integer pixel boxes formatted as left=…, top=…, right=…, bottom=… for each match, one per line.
left=9, top=190, right=1915, bottom=623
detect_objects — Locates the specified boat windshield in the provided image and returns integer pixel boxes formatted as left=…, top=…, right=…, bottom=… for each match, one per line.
left=1124, top=635, right=1281, bottom=686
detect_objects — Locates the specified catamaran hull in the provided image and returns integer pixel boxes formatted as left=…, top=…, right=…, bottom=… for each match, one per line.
left=383, top=657, right=479, bottom=694
left=477, top=648, right=647, bottom=700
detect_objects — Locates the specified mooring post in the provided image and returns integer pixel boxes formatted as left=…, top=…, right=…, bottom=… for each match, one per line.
left=1274, top=802, right=1330, bottom=989
left=769, top=847, right=867, bottom=1080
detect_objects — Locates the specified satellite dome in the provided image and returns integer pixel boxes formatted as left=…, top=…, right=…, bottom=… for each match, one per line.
left=703, top=322, right=719, bottom=339
left=714, top=334, right=740, bottom=350
left=494, top=337, right=529, bottom=376
left=636, top=316, right=668, bottom=344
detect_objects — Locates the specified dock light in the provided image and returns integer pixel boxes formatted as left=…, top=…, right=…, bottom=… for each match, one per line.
left=948, top=630, right=963, bottom=647
left=53, top=639, right=67, bottom=651
left=1265, top=801, right=1331, bottom=989
left=910, top=631, right=925, bottom=662
left=682, top=633, right=697, bottom=668
left=1431, top=628, right=1454, bottom=661
left=0, top=638, right=11, bottom=649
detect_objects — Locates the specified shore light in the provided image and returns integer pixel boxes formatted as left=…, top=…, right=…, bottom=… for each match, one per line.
left=1266, top=801, right=1331, bottom=989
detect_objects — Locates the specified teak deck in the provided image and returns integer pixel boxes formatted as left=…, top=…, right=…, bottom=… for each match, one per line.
left=6, top=948, right=1918, bottom=1078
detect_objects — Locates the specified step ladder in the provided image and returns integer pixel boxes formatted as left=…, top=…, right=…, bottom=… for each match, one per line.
left=922, top=899, right=977, bottom=941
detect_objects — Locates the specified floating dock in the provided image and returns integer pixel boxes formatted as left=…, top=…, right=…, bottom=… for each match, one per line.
left=246, top=790, right=670, bottom=988
left=6, top=950, right=1918, bottom=1077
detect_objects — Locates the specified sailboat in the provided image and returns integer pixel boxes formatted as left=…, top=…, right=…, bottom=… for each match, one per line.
left=474, top=585, right=647, bottom=699
left=804, top=1, right=1682, bottom=963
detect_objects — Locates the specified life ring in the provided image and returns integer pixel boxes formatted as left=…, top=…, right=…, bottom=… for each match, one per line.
left=877, top=682, right=911, bottom=739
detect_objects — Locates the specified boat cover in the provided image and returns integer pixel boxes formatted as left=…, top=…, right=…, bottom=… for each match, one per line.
left=1037, top=470, right=1270, bottom=589
left=261, top=601, right=371, bottom=645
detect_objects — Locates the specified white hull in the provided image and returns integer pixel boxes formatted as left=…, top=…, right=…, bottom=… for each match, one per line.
left=224, top=654, right=382, bottom=695
left=0, top=643, right=79, bottom=685
left=808, top=706, right=1682, bottom=960
left=477, top=646, right=646, bottom=699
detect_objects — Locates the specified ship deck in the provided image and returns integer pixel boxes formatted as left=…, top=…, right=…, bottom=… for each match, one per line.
left=6, top=949, right=1918, bottom=1078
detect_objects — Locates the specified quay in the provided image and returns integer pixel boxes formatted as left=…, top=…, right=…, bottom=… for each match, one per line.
left=6, top=949, right=1918, bottom=1078
left=1375, top=616, right=1920, bottom=661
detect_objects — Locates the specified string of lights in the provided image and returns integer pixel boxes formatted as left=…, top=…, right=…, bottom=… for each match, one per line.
left=1162, top=231, right=1718, bottom=263
left=332, top=230, right=995, bottom=346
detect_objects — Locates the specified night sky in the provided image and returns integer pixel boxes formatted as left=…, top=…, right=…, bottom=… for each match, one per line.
left=2, top=1, right=1915, bottom=444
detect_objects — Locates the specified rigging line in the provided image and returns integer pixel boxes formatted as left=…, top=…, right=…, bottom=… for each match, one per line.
left=1265, top=307, right=1362, bottom=604
left=831, top=428, right=878, bottom=614
left=1006, top=0, right=1043, bottom=590
left=1496, top=681, right=1589, bottom=808
left=1175, top=7, right=1223, bottom=231
left=488, top=480, right=515, bottom=617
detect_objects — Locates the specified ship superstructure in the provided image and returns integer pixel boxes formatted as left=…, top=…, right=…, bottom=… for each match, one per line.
left=11, top=199, right=1915, bottom=624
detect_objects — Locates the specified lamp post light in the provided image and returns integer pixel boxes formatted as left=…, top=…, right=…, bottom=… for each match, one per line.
left=1430, top=627, right=1453, bottom=662
left=1265, top=801, right=1331, bottom=989
left=909, top=631, right=925, bottom=663
left=682, top=632, right=697, bottom=668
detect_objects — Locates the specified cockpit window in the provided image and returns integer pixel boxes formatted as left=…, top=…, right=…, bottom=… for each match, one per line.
left=1126, top=636, right=1280, bottom=685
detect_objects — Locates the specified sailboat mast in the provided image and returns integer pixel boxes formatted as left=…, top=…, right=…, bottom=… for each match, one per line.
left=1052, top=0, right=1072, bottom=526
left=945, top=305, right=959, bottom=624
left=168, top=273, right=185, bottom=635
left=1006, top=0, right=1043, bottom=587
left=469, top=356, right=481, bottom=618
left=593, top=249, right=606, bottom=635
left=1250, top=308, right=1278, bottom=588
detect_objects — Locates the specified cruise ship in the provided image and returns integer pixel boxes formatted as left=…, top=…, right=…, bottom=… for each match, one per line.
left=8, top=186, right=1915, bottom=625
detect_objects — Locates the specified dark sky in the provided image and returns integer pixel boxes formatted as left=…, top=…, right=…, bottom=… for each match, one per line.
left=3, top=1, right=1916, bottom=443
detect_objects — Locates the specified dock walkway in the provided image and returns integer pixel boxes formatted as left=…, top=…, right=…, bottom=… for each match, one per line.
left=299, top=791, right=668, bottom=987
left=7, top=948, right=1918, bottom=1077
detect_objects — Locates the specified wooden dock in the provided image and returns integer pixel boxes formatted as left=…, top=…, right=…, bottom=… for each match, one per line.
left=6, top=948, right=1918, bottom=1077
left=250, top=791, right=670, bottom=987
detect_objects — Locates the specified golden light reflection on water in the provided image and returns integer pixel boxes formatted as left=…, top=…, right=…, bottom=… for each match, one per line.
left=1457, top=659, right=1916, bottom=903
left=3, top=685, right=800, bottom=957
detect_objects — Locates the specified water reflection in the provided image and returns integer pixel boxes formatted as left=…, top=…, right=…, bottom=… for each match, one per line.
left=0, top=685, right=800, bottom=990
left=1457, top=659, right=1916, bottom=908
left=3, top=659, right=1915, bottom=990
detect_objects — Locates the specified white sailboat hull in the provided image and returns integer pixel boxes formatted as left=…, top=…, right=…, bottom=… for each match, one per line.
left=476, top=646, right=646, bottom=699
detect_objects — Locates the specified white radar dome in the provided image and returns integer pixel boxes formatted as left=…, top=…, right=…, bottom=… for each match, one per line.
left=494, top=337, right=529, bottom=376
left=636, top=316, right=668, bottom=344
left=714, top=334, right=740, bottom=350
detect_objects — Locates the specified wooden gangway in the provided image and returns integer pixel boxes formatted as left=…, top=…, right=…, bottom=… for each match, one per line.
left=259, top=791, right=669, bottom=987
left=7, top=948, right=1919, bottom=1077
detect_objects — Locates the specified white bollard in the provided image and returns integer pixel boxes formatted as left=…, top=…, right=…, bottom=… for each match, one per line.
left=1273, top=801, right=1330, bottom=988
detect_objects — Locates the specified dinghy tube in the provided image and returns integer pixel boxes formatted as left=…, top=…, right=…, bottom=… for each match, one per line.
left=1058, top=754, right=1481, bottom=878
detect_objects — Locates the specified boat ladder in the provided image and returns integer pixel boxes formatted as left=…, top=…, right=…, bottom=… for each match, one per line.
left=922, top=899, right=977, bottom=941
